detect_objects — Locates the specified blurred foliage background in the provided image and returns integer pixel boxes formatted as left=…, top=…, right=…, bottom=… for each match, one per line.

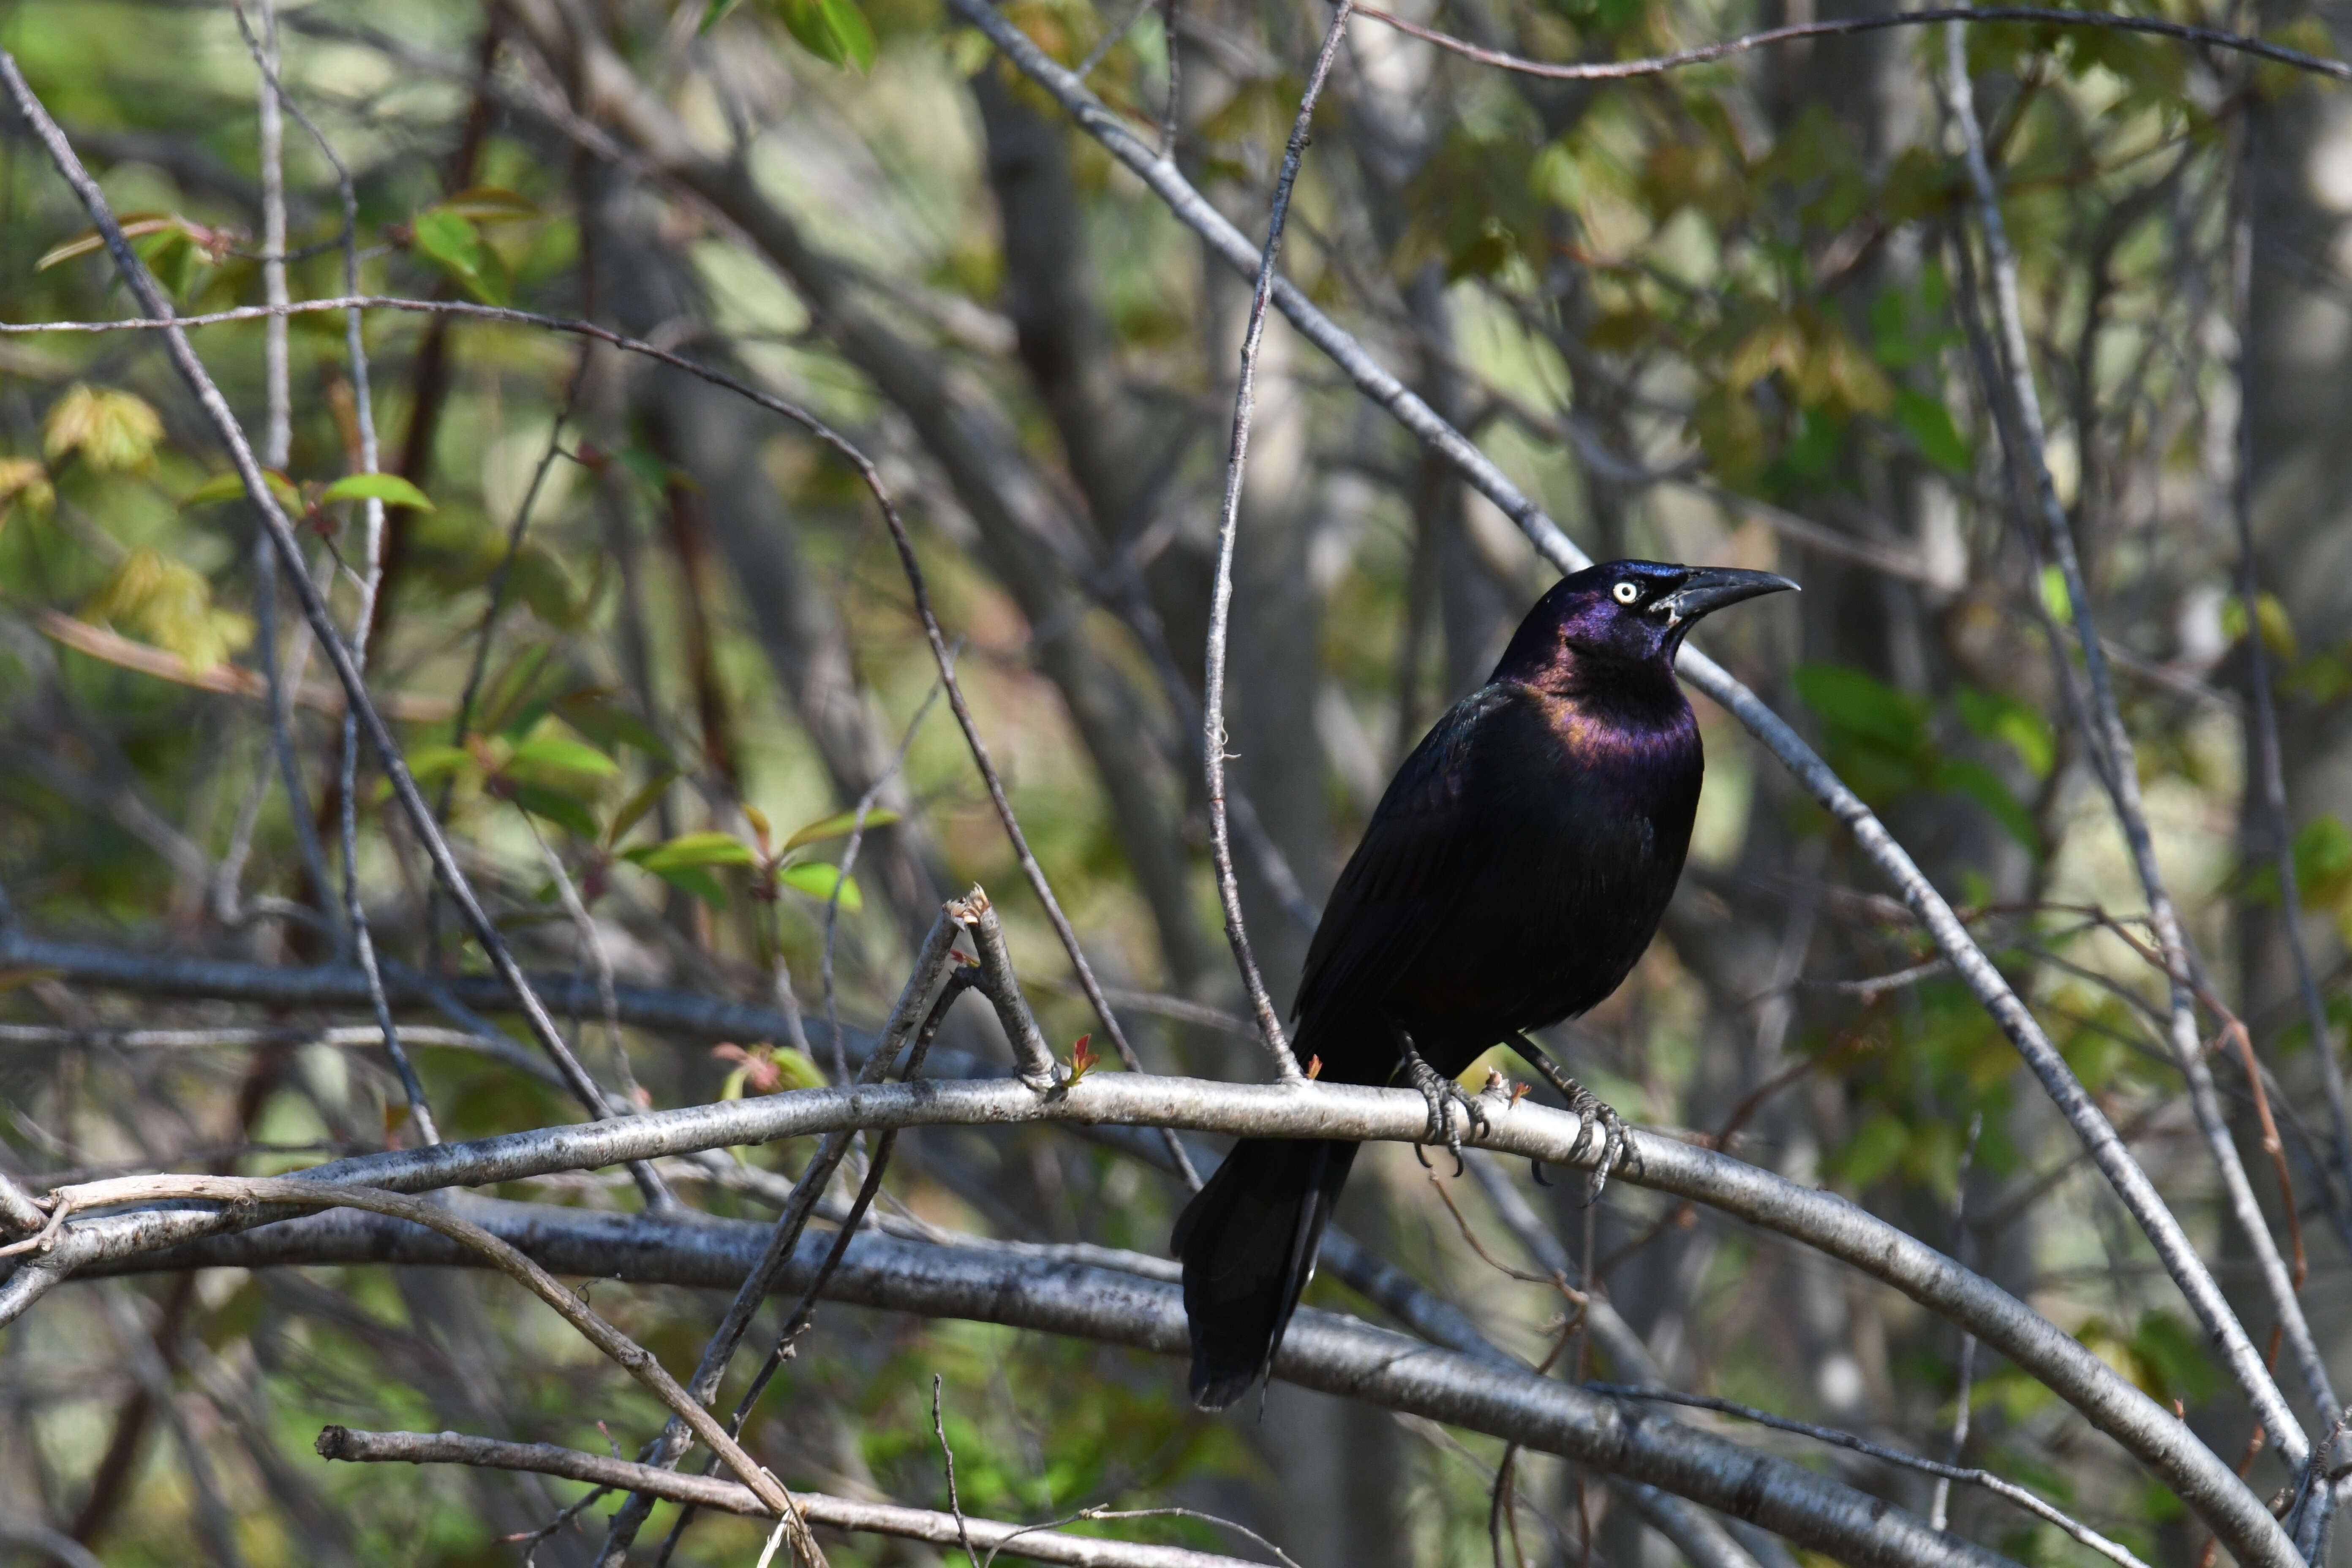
left=5, top=0, right=2352, bottom=1562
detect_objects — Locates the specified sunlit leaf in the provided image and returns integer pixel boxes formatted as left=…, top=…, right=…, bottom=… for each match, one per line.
left=507, top=736, right=620, bottom=777
left=80, top=547, right=253, bottom=672
left=320, top=472, right=435, bottom=512
left=625, top=830, right=757, bottom=871
left=778, top=859, right=861, bottom=911
left=773, top=0, right=876, bottom=70
left=0, top=457, right=54, bottom=523
left=783, top=805, right=901, bottom=852
left=403, top=744, right=475, bottom=784
left=410, top=206, right=510, bottom=305
left=185, top=468, right=302, bottom=511
left=1954, top=686, right=2054, bottom=779
left=2221, top=590, right=2296, bottom=663
left=44, top=384, right=163, bottom=472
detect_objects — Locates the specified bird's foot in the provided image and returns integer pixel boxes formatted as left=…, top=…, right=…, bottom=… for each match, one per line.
left=1507, top=1033, right=1626, bottom=1204
left=1401, top=1045, right=1487, bottom=1175
left=1560, top=1081, right=1628, bottom=1206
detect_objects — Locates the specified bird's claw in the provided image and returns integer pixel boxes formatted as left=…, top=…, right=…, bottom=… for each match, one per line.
left=1401, top=1048, right=1487, bottom=1176
left=1563, top=1082, right=1627, bottom=1206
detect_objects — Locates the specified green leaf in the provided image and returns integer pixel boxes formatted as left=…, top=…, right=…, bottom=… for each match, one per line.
left=625, top=830, right=757, bottom=872
left=555, top=689, right=675, bottom=763
left=702, top=0, right=748, bottom=30
left=435, top=186, right=541, bottom=222
left=320, top=472, right=435, bottom=512
left=782, top=806, right=901, bottom=852
left=1836, top=1111, right=1908, bottom=1189
left=410, top=206, right=511, bottom=306
left=605, top=772, right=676, bottom=849
left=403, top=744, right=475, bottom=784
left=1894, top=388, right=1971, bottom=475
left=81, top=547, right=254, bottom=671
left=507, top=736, right=620, bottom=777
left=510, top=544, right=585, bottom=629
left=44, top=384, right=163, bottom=472
left=185, top=468, right=302, bottom=512
left=774, top=0, right=876, bottom=70
left=1792, top=664, right=1926, bottom=755
left=778, top=860, right=862, bottom=911
left=2039, top=564, right=2073, bottom=626
left=507, top=781, right=599, bottom=840
left=1954, top=687, right=2055, bottom=779
left=648, top=862, right=729, bottom=909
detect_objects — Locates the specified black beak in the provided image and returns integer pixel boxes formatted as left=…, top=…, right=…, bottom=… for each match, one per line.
left=1658, top=567, right=1800, bottom=627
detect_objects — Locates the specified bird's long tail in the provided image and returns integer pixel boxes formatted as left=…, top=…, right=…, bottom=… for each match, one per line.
left=1172, top=1136, right=1359, bottom=1410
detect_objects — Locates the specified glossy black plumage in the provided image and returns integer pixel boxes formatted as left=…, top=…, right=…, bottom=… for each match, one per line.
left=1174, top=560, right=1796, bottom=1410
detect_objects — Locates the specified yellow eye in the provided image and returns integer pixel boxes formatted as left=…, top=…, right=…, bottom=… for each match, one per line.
left=1612, top=581, right=1639, bottom=605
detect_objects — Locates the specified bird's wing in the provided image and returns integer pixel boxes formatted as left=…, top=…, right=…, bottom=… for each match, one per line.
left=1291, top=683, right=1519, bottom=1038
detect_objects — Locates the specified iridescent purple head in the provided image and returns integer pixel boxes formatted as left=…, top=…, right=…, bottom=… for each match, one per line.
left=1492, top=559, right=1799, bottom=684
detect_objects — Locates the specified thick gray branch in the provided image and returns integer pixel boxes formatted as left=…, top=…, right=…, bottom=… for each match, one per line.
left=95, top=1195, right=2011, bottom=1568
left=4, top=1074, right=2293, bottom=1568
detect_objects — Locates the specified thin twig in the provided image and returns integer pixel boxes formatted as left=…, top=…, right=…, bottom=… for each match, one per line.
left=1591, top=1386, right=2152, bottom=1568
left=1930, top=1112, right=1984, bottom=1532
left=318, top=1426, right=1263, bottom=1567
left=1354, top=4, right=2351, bottom=83
left=934, top=1375, right=981, bottom=1568
left=1200, top=0, right=1354, bottom=1083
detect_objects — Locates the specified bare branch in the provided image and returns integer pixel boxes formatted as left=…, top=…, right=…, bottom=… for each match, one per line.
left=80, top=1192, right=2019, bottom=1568
left=1353, top=3, right=2352, bottom=82
left=3, top=1073, right=2294, bottom=1568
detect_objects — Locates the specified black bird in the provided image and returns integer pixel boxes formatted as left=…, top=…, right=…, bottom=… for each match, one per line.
left=1173, top=559, right=1797, bottom=1410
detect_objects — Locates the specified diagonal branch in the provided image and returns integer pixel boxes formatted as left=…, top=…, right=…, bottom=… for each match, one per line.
left=1941, top=18, right=2327, bottom=1455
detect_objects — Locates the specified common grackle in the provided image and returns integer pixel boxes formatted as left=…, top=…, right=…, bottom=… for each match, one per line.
left=1174, top=559, right=1797, bottom=1410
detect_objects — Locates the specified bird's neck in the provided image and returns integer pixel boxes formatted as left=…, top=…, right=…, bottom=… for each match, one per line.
left=1514, top=647, right=1683, bottom=712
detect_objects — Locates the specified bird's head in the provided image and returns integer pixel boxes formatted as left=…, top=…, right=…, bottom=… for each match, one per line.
left=1494, top=559, right=1799, bottom=682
